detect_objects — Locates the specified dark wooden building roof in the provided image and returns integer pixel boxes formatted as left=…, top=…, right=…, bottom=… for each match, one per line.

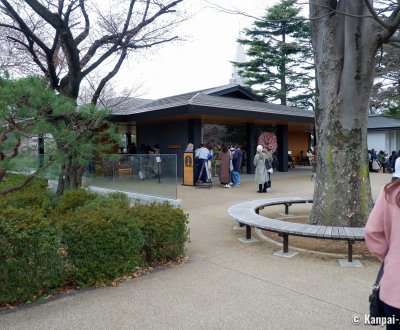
left=108, top=84, right=314, bottom=128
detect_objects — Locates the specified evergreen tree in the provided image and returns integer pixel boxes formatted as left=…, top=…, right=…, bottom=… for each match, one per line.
left=233, top=0, right=314, bottom=109
left=0, top=75, right=117, bottom=195
left=371, top=44, right=400, bottom=113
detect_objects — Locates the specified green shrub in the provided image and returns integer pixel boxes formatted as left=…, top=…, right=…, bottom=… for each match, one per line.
left=0, top=175, right=53, bottom=210
left=82, top=191, right=130, bottom=210
left=57, top=203, right=145, bottom=287
left=130, top=203, right=189, bottom=263
left=54, top=188, right=97, bottom=212
left=0, top=219, right=65, bottom=305
left=0, top=179, right=190, bottom=306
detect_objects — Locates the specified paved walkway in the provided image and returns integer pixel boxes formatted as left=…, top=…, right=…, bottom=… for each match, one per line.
left=1, top=168, right=389, bottom=329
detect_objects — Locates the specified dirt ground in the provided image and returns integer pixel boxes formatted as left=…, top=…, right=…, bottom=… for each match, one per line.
left=258, top=203, right=376, bottom=260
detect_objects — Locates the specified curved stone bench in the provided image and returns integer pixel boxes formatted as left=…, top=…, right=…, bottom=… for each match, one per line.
left=228, top=197, right=365, bottom=263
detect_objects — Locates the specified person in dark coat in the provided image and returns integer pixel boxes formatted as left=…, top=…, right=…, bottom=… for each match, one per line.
left=230, top=145, right=242, bottom=186
left=219, top=145, right=231, bottom=188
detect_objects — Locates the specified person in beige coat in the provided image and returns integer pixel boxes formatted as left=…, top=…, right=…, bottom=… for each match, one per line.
left=254, top=145, right=268, bottom=193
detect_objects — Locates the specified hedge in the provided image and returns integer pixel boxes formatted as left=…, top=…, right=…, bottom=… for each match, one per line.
left=0, top=177, right=189, bottom=306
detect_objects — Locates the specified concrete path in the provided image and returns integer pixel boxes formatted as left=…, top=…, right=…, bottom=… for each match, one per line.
left=1, top=168, right=389, bottom=329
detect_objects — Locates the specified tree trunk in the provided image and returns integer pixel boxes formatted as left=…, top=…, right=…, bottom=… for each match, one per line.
left=56, top=157, right=85, bottom=195
left=309, top=2, right=380, bottom=226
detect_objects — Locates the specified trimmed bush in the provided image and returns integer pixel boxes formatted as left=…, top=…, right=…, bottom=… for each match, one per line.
left=0, top=219, right=65, bottom=305
left=54, top=188, right=97, bottom=212
left=0, top=175, right=52, bottom=210
left=130, top=203, right=189, bottom=263
left=56, top=203, right=145, bottom=287
left=0, top=180, right=190, bottom=306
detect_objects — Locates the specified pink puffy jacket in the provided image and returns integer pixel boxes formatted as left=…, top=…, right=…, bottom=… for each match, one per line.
left=365, top=186, right=400, bottom=308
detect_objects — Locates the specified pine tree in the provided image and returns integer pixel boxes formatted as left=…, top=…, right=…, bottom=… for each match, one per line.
left=233, top=0, right=314, bottom=109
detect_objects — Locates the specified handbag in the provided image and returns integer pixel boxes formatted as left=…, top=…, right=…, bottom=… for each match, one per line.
left=265, top=158, right=273, bottom=173
left=369, top=263, right=385, bottom=319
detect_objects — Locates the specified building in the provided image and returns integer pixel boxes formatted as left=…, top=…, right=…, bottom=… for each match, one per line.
left=109, top=84, right=315, bottom=177
left=368, top=114, right=400, bottom=152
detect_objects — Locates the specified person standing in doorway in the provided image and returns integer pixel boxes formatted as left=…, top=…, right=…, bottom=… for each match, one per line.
left=231, top=145, right=242, bottom=186
left=254, top=145, right=268, bottom=193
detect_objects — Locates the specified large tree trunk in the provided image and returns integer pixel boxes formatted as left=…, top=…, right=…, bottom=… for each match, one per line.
left=56, top=157, right=85, bottom=195
left=309, top=2, right=380, bottom=226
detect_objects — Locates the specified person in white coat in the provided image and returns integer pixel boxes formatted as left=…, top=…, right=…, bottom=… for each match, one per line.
left=253, top=145, right=268, bottom=193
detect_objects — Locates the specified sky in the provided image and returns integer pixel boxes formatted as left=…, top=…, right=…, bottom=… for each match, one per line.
left=114, top=0, right=274, bottom=100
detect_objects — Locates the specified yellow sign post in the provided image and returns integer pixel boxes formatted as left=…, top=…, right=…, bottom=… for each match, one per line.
left=183, top=152, right=194, bottom=186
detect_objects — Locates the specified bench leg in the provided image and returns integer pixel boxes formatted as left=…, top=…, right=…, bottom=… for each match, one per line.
left=283, top=234, right=289, bottom=253
left=284, top=203, right=292, bottom=215
left=348, top=240, right=354, bottom=263
left=246, top=225, right=252, bottom=240
left=279, top=233, right=289, bottom=253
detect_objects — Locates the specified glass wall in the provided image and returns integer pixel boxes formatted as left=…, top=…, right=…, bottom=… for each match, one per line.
left=84, top=154, right=177, bottom=200
left=8, top=154, right=178, bottom=200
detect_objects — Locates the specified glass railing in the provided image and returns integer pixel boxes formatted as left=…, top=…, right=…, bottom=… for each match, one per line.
left=6, top=154, right=178, bottom=200
left=83, top=154, right=178, bottom=200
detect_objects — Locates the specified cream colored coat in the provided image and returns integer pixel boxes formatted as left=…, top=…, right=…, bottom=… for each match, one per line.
left=253, top=151, right=267, bottom=184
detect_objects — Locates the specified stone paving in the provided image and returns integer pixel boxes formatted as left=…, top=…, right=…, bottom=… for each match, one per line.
left=0, top=168, right=389, bottom=329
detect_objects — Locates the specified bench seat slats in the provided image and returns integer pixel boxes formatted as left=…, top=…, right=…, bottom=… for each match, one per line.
left=331, top=227, right=340, bottom=238
left=338, top=227, right=347, bottom=239
left=316, top=226, right=328, bottom=237
left=290, top=224, right=314, bottom=235
left=306, top=225, right=321, bottom=235
left=323, top=226, right=333, bottom=238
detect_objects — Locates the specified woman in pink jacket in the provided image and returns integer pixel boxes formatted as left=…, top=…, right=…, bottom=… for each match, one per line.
left=365, top=182, right=400, bottom=328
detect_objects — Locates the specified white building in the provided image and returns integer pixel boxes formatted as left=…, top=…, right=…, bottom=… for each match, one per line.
left=367, top=114, right=400, bottom=152
left=229, top=37, right=247, bottom=86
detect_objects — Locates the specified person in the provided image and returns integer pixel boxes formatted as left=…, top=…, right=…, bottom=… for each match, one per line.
left=365, top=180, right=400, bottom=329
left=195, top=143, right=210, bottom=184
left=138, top=143, right=146, bottom=154
left=230, top=145, right=242, bottom=186
left=145, top=144, right=153, bottom=154
left=206, top=143, right=214, bottom=179
left=388, top=150, right=397, bottom=173
left=264, top=146, right=273, bottom=191
left=219, top=145, right=231, bottom=188
left=253, top=145, right=268, bottom=193
left=185, top=143, right=194, bottom=152
left=390, top=150, right=398, bottom=173
left=299, top=150, right=308, bottom=165
left=370, top=149, right=378, bottom=172
left=128, top=142, right=136, bottom=154
left=306, top=149, right=313, bottom=166
left=392, top=150, right=400, bottom=181
left=153, top=144, right=160, bottom=154
left=311, top=146, right=317, bottom=180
